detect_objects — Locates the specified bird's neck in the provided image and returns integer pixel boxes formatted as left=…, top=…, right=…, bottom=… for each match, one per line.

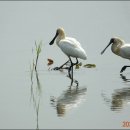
left=56, top=33, right=65, bottom=46
left=111, top=42, right=123, bottom=55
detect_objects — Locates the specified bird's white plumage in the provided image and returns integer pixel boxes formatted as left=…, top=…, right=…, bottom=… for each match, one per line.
left=58, top=37, right=87, bottom=60
left=120, top=44, right=130, bottom=59
left=49, top=28, right=87, bottom=60
left=101, top=37, right=130, bottom=73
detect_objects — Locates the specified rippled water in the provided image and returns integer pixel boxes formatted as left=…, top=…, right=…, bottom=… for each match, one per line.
left=0, top=1, right=130, bottom=129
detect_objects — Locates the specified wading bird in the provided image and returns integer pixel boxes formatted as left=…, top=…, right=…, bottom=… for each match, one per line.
left=101, top=37, right=130, bottom=73
left=49, top=27, right=87, bottom=85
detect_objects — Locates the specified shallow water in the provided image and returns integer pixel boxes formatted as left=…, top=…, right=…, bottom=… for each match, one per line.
left=0, top=1, right=130, bottom=129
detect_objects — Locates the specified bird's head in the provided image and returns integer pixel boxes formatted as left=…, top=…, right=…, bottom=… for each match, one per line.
left=101, top=37, right=124, bottom=54
left=49, top=27, right=65, bottom=45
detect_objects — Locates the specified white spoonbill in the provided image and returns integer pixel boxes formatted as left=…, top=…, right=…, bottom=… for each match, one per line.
left=49, top=27, right=87, bottom=84
left=101, top=37, right=130, bottom=73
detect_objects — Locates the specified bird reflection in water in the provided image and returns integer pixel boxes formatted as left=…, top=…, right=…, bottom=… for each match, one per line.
left=30, top=65, right=42, bottom=130
left=50, top=86, right=87, bottom=117
left=102, top=76, right=130, bottom=112
left=110, top=87, right=130, bottom=111
left=120, top=73, right=130, bottom=82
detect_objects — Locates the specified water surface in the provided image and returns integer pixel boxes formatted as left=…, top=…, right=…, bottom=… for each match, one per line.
left=0, top=1, right=130, bottom=129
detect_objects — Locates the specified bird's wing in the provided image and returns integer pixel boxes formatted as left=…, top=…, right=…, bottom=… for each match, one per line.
left=59, top=38, right=80, bottom=49
left=58, top=38, right=87, bottom=60
left=65, top=37, right=81, bottom=47
left=120, top=44, right=130, bottom=59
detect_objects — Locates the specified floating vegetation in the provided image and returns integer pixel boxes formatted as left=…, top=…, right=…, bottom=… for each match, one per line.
left=75, top=62, right=82, bottom=69
left=75, top=62, right=96, bottom=69
left=83, top=64, right=96, bottom=68
left=46, top=56, right=96, bottom=70
left=47, top=58, right=54, bottom=66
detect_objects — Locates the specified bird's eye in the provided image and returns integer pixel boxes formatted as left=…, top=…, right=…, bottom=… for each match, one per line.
left=110, top=38, right=115, bottom=43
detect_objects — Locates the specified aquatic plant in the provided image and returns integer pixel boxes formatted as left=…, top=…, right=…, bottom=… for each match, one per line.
left=47, top=58, right=54, bottom=66
left=34, top=40, right=42, bottom=70
left=83, top=64, right=96, bottom=68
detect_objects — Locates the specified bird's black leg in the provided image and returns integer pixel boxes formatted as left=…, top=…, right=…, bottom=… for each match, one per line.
left=68, top=57, right=73, bottom=85
left=68, top=57, right=79, bottom=86
left=53, top=60, right=70, bottom=70
left=71, top=58, right=79, bottom=81
left=73, top=58, right=79, bottom=86
left=120, top=73, right=130, bottom=82
left=120, top=65, right=130, bottom=73
left=68, top=64, right=71, bottom=78
left=74, top=58, right=79, bottom=65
